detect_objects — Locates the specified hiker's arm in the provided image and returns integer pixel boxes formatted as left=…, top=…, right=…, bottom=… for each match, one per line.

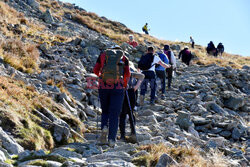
left=123, top=56, right=131, bottom=88
left=93, top=53, right=104, bottom=76
left=131, top=72, right=145, bottom=91
left=171, top=52, right=177, bottom=68
left=178, top=51, right=182, bottom=59
left=158, top=60, right=171, bottom=69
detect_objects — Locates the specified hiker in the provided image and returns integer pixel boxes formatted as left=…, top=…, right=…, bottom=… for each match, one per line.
left=138, top=46, right=171, bottom=105
left=163, top=45, right=176, bottom=90
left=142, top=23, right=149, bottom=35
left=206, top=41, right=217, bottom=56
left=178, top=46, right=192, bottom=66
left=119, top=61, right=144, bottom=143
left=127, top=35, right=138, bottom=48
left=93, top=45, right=130, bottom=147
left=217, top=42, right=224, bottom=56
left=155, top=50, right=169, bottom=98
left=190, top=36, right=195, bottom=48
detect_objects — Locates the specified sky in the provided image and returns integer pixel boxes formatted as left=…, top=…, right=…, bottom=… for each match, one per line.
left=61, top=0, right=250, bottom=57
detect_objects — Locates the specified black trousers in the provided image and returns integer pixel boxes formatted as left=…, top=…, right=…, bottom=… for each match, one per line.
left=119, top=88, right=136, bottom=138
left=166, top=66, right=173, bottom=88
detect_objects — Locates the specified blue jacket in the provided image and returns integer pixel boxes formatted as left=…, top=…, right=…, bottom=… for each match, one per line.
left=155, top=52, right=169, bottom=71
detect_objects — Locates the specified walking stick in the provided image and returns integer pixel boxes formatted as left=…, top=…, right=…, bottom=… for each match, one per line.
left=125, top=89, right=139, bottom=145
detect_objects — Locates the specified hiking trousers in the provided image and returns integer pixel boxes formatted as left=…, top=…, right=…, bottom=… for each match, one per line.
left=166, top=67, right=173, bottom=88
left=140, top=71, right=156, bottom=103
left=99, top=84, right=124, bottom=141
left=156, top=70, right=166, bottom=94
left=119, top=88, right=136, bottom=138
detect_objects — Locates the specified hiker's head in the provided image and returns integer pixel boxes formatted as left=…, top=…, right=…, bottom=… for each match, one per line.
left=146, top=23, right=148, bottom=25
left=129, top=35, right=134, bottom=41
left=147, top=46, right=154, bottom=53
left=110, top=44, right=122, bottom=50
left=184, top=46, right=189, bottom=50
left=163, top=45, right=170, bottom=51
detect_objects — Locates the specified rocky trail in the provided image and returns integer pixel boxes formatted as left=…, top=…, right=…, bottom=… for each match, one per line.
left=0, top=0, right=249, bottom=166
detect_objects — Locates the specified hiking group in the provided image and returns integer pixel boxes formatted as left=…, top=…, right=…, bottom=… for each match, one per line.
left=93, top=34, right=196, bottom=147
left=206, top=41, right=224, bottom=57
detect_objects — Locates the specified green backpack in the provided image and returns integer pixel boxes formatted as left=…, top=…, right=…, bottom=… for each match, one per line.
left=101, top=49, right=124, bottom=84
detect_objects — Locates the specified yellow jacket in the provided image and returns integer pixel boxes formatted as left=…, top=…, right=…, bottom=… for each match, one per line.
left=143, top=24, right=148, bottom=31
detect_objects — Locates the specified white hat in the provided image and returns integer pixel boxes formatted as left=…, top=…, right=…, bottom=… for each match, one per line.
left=110, top=44, right=122, bottom=49
left=184, top=46, right=189, bottom=49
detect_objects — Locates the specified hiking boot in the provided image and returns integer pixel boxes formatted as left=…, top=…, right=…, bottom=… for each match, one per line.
left=129, top=134, right=137, bottom=143
left=139, top=95, right=144, bottom=106
left=161, top=94, right=165, bottom=100
left=99, top=126, right=108, bottom=145
left=150, top=100, right=155, bottom=105
left=108, top=139, right=116, bottom=148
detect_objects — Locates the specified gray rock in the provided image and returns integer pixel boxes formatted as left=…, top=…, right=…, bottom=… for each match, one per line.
left=176, top=111, right=193, bottom=130
left=207, top=102, right=227, bottom=115
left=220, top=131, right=231, bottom=138
left=0, top=150, right=6, bottom=162
left=53, top=122, right=71, bottom=143
left=232, top=127, right=242, bottom=140
left=0, top=127, right=24, bottom=154
left=156, top=153, right=178, bottom=167
left=224, top=96, right=244, bottom=110
left=0, top=162, right=13, bottom=167
left=87, top=151, right=131, bottom=163
left=192, top=116, right=211, bottom=125
left=51, top=148, right=82, bottom=159
left=46, top=160, right=62, bottom=167
left=41, top=9, right=54, bottom=24
left=27, top=0, right=39, bottom=9
left=87, top=159, right=136, bottom=167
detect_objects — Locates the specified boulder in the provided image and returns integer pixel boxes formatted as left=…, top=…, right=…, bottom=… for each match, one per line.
left=156, top=153, right=178, bottom=167
left=0, top=127, right=24, bottom=154
left=41, top=9, right=54, bottom=24
left=176, top=111, right=193, bottom=130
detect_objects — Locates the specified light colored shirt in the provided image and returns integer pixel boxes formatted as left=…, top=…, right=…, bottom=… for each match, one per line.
left=148, top=55, right=161, bottom=72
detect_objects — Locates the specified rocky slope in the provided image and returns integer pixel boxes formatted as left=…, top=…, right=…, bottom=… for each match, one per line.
left=0, top=0, right=249, bottom=166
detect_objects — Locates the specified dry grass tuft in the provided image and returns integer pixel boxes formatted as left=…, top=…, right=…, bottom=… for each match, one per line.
left=133, top=143, right=230, bottom=167
left=0, top=39, right=40, bottom=73
left=192, top=49, right=250, bottom=69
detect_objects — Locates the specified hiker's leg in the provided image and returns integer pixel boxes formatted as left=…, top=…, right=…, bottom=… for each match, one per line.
left=119, top=94, right=128, bottom=139
left=149, top=71, right=156, bottom=102
left=108, top=87, right=124, bottom=141
left=127, top=89, right=136, bottom=134
left=167, top=68, right=173, bottom=88
left=140, top=72, right=149, bottom=96
left=99, top=88, right=110, bottom=129
left=160, top=70, right=166, bottom=94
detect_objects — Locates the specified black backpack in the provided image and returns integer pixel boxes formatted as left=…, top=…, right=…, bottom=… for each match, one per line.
left=138, top=53, right=154, bottom=71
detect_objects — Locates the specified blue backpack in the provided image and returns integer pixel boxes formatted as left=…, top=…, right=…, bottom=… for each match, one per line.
left=138, top=53, right=154, bottom=71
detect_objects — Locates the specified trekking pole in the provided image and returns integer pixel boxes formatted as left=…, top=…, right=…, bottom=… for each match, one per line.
left=125, top=89, right=139, bottom=145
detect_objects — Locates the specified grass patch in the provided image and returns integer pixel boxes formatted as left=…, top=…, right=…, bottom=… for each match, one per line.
left=0, top=39, right=40, bottom=73
left=132, top=143, right=230, bottom=167
left=0, top=76, right=84, bottom=150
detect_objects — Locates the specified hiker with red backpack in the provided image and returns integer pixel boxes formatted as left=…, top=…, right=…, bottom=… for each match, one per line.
left=93, top=45, right=130, bottom=147
left=119, top=61, right=144, bottom=143
left=178, top=46, right=192, bottom=66
left=138, top=46, right=171, bottom=105
left=163, top=45, right=176, bottom=90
